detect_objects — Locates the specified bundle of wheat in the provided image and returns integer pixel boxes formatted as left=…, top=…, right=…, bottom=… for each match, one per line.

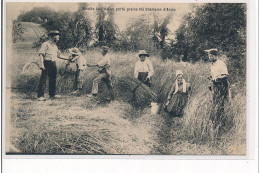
left=119, top=76, right=158, bottom=108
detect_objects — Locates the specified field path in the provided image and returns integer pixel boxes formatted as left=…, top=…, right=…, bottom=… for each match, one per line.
left=9, top=91, right=216, bottom=154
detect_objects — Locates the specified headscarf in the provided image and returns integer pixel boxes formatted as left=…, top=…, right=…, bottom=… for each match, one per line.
left=173, top=70, right=188, bottom=94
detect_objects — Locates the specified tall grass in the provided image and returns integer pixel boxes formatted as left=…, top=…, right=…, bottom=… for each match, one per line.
left=11, top=47, right=246, bottom=153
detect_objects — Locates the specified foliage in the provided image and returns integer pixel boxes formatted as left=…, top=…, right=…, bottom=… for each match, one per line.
left=124, top=13, right=174, bottom=58
left=42, top=10, right=92, bottom=50
left=94, top=4, right=118, bottom=48
left=174, top=4, right=246, bottom=64
left=17, top=7, right=57, bottom=23
left=17, top=6, right=93, bottom=50
left=125, top=15, right=154, bottom=52
left=12, top=20, right=27, bottom=43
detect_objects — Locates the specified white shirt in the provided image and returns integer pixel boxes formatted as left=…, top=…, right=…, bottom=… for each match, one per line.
left=70, top=53, right=87, bottom=70
left=39, top=40, right=60, bottom=61
left=97, top=54, right=111, bottom=75
left=134, top=59, right=154, bottom=78
left=210, top=60, right=229, bottom=80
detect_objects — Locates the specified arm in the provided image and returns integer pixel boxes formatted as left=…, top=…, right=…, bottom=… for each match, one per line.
left=134, top=62, right=139, bottom=78
left=147, top=60, right=154, bottom=78
left=70, top=55, right=80, bottom=62
left=97, top=56, right=110, bottom=68
left=57, top=51, right=70, bottom=60
left=38, top=42, right=47, bottom=70
left=167, top=84, right=176, bottom=100
left=187, top=83, right=191, bottom=91
left=87, top=63, right=98, bottom=67
left=38, top=54, right=45, bottom=70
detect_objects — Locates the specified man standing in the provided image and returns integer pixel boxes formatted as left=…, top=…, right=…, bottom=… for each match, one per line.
left=206, top=48, right=230, bottom=128
left=87, top=46, right=115, bottom=101
left=37, top=30, right=69, bottom=101
left=134, top=50, right=154, bottom=87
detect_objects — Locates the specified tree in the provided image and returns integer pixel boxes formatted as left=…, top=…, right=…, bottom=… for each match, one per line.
left=16, top=5, right=93, bottom=50
left=125, top=14, right=154, bottom=52
left=41, top=10, right=92, bottom=50
left=94, top=4, right=117, bottom=48
left=12, top=20, right=26, bottom=43
left=174, top=3, right=246, bottom=63
left=17, top=7, right=57, bottom=23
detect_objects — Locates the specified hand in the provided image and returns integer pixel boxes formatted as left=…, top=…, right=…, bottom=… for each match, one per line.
left=39, top=63, right=45, bottom=70
left=145, top=76, right=150, bottom=81
left=165, top=100, right=169, bottom=106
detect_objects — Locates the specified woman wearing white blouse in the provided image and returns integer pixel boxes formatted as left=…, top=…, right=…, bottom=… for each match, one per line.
left=134, top=50, right=154, bottom=87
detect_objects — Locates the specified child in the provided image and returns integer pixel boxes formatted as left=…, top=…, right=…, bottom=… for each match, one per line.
left=165, top=70, right=191, bottom=117
left=68, top=47, right=87, bottom=95
left=134, top=50, right=154, bottom=87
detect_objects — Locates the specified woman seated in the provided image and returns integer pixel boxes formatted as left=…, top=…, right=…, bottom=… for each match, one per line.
left=165, top=70, right=191, bottom=117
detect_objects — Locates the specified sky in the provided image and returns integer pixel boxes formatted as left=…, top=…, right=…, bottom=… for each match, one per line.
left=6, top=2, right=193, bottom=36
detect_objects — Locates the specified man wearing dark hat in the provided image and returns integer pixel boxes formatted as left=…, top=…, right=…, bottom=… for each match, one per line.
left=134, top=50, right=154, bottom=87
left=87, top=46, right=115, bottom=100
left=37, top=30, right=69, bottom=101
left=205, top=48, right=230, bottom=128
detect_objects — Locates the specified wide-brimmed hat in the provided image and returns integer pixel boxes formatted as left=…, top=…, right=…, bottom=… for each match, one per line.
left=138, top=50, right=149, bottom=57
left=176, top=70, right=183, bottom=77
left=69, top=47, right=81, bottom=56
left=48, top=30, right=60, bottom=36
left=204, top=48, right=218, bottom=55
left=101, top=46, right=109, bottom=52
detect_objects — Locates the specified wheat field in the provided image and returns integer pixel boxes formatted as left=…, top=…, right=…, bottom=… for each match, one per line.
left=6, top=23, right=246, bottom=155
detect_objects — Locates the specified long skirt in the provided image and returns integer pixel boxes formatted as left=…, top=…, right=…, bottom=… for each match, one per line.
left=166, top=92, right=188, bottom=117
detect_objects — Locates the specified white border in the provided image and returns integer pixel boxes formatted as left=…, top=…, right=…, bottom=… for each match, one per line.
left=1, top=0, right=259, bottom=172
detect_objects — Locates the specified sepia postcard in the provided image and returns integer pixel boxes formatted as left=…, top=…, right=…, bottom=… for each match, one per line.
left=3, top=1, right=249, bottom=157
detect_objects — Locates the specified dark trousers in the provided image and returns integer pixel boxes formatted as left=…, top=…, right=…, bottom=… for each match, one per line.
left=92, top=72, right=115, bottom=100
left=37, top=60, right=57, bottom=98
left=210, top=77, right=229, bottom=128
left=75, top=64, right=83, bottom=90
left=138, top=72, right=151, bottom=87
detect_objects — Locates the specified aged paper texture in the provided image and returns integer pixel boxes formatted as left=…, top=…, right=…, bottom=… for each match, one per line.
left=5, top=2, right=247, bottom=155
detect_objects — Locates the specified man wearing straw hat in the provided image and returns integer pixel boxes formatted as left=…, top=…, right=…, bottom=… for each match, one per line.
left=37, top=30, right=69, bottom=101
left=134, top=50, right=154, bottom=87
left=87, top=46, right=115, bottom=101
left=68, top=47, right=87, bottom=95
left=205, top=48, right=231, bottom=128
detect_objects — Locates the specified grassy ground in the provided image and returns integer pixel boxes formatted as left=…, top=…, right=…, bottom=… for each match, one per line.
left=6, top=22, right=246, bottom=155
